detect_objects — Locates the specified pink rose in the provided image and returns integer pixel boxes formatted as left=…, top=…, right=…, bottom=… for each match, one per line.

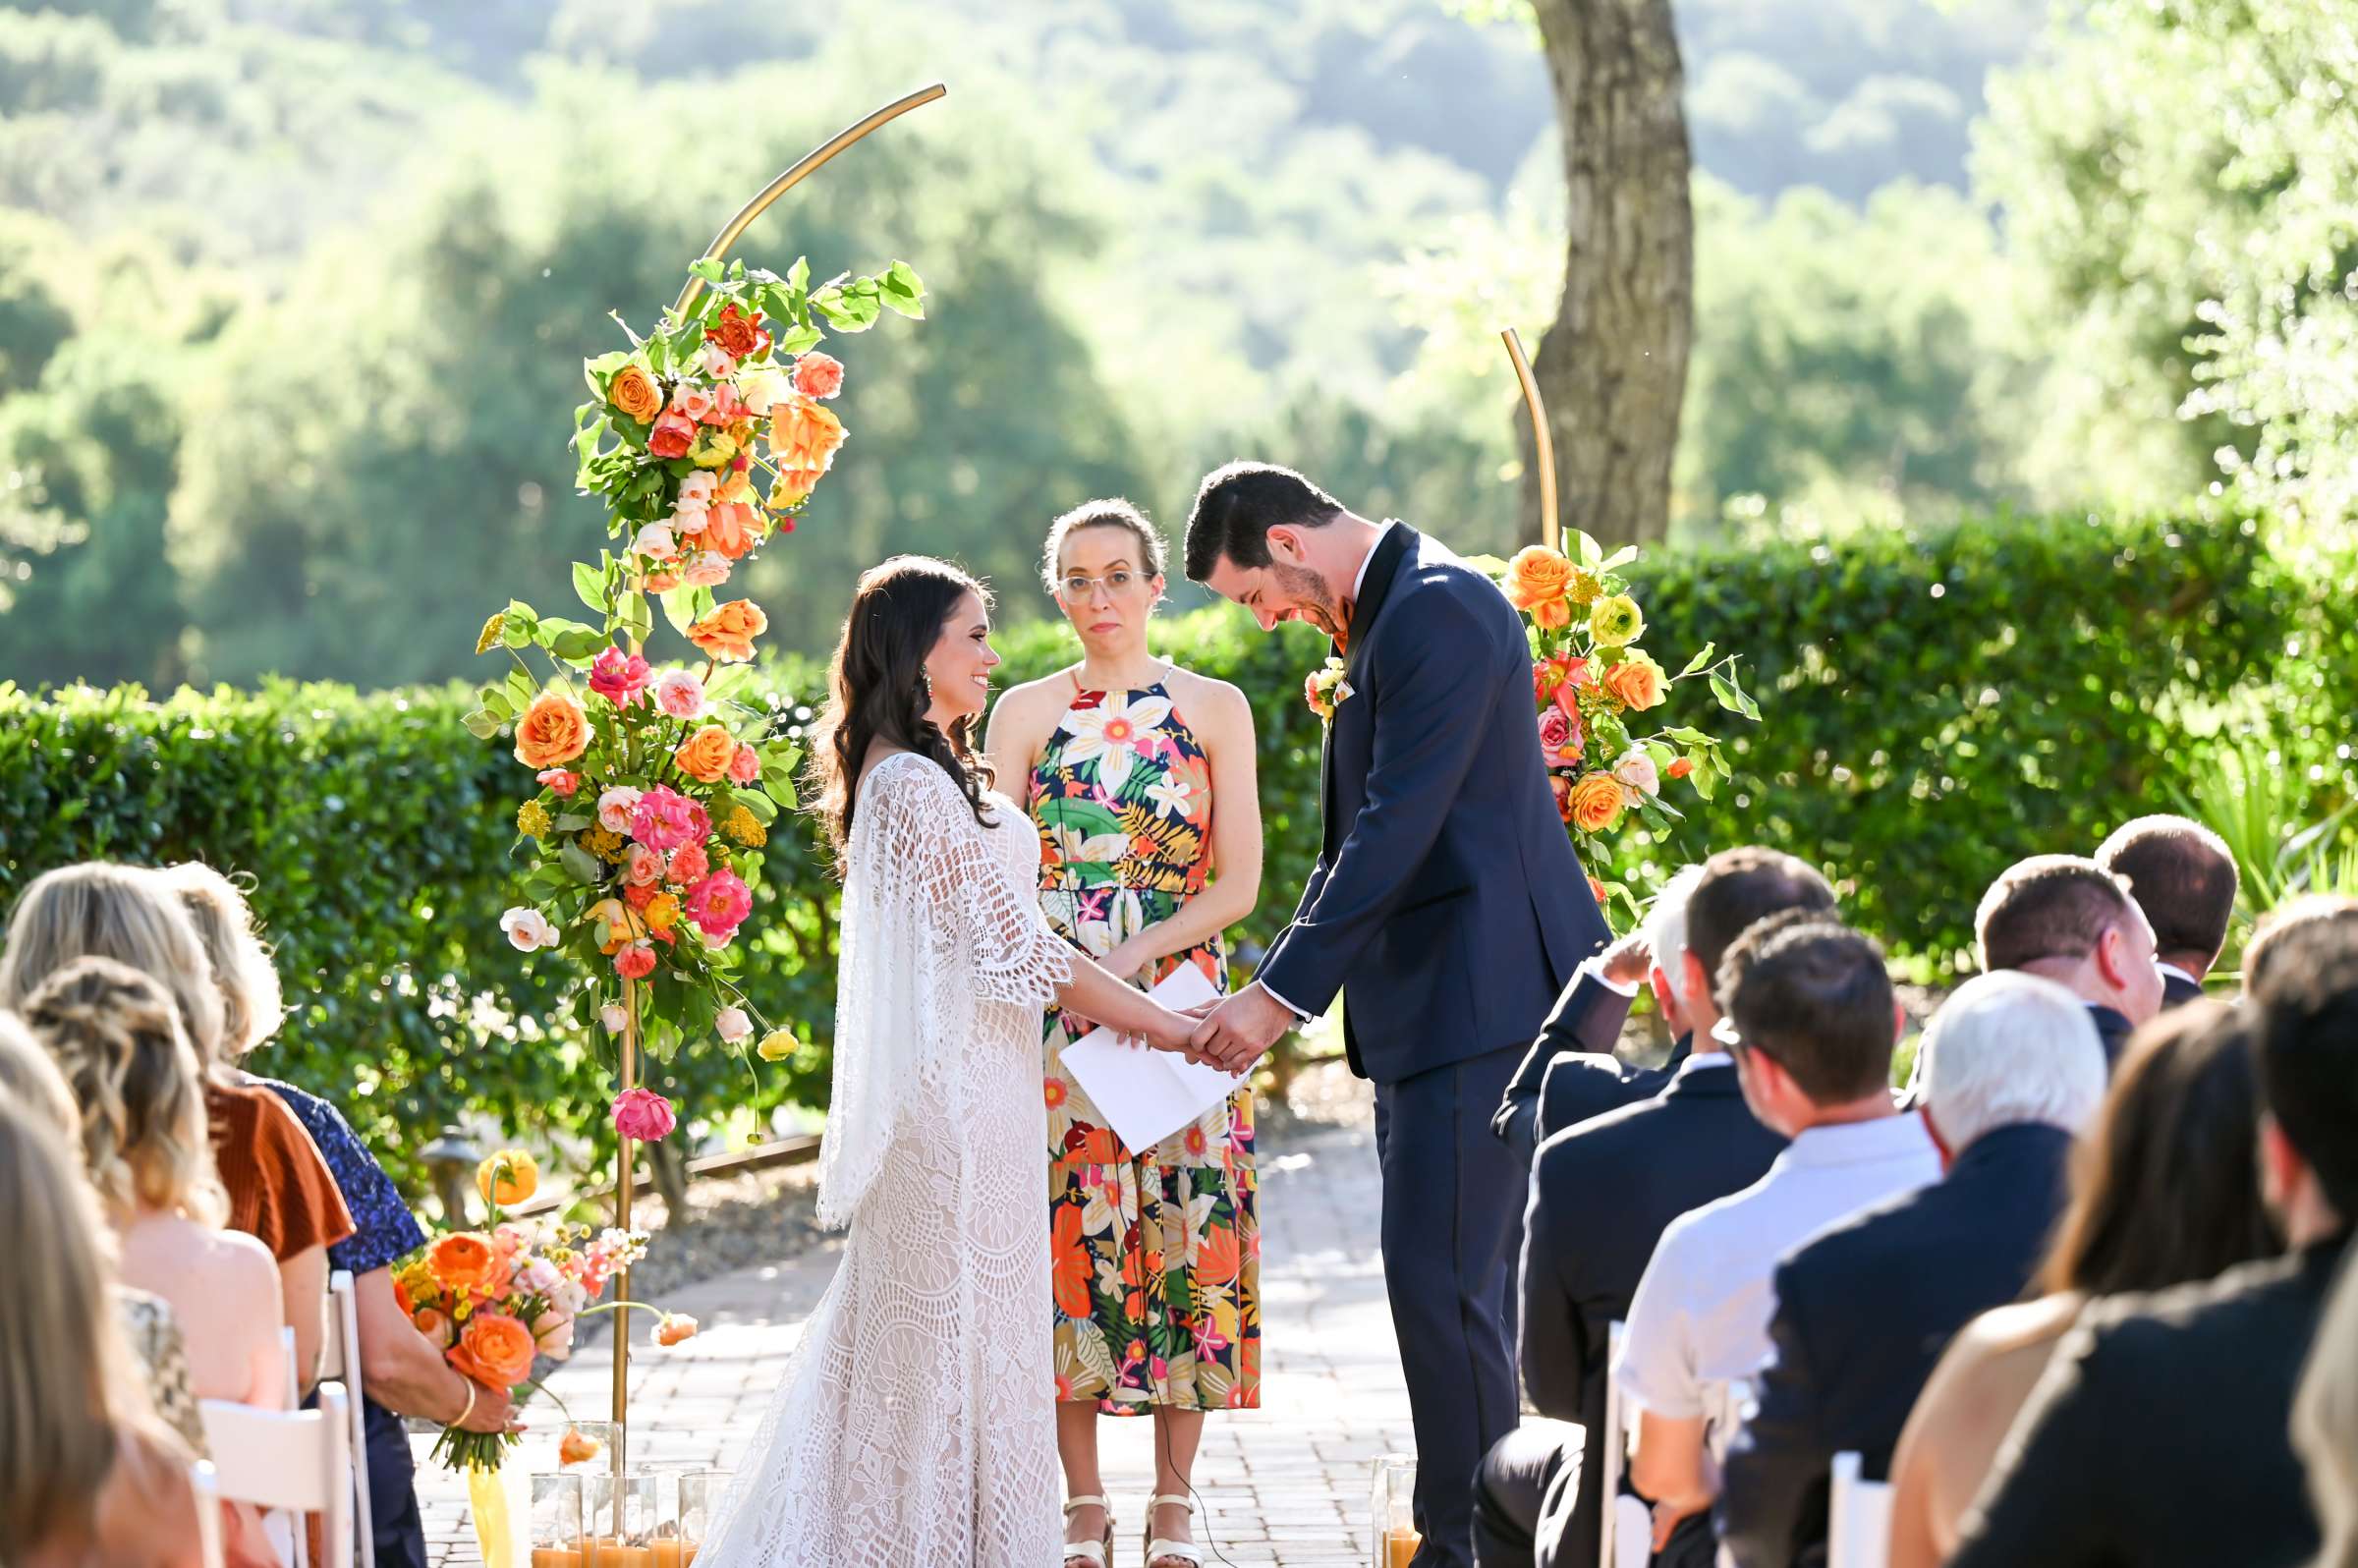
left=600, top=1003, right=627, bottom=1034
left=590, top=646, right=650, bottom=705
left=714, top=1005, right=752, bottom=1044
left=535, top=769, right=581, bottom=797
left=613, top=941, right=657, bottom=980
left=533, top=1309, right=577, bottom=1363
left=1612, top=749, right=1660, bottom=805
left=647, top=411, right=697, bottom=460
left=632, top=523, right=678, bottom=562
left=623, top=843, right=664, bottom=887
left=631, top=785, right=710, bottom=852
left=682, top=551, right=732, bottom=588
left=667, top=842, right=709, bottom=886
left=684, top=868, right=753, bottom=938
left=655, top=669, right=705, bottom=720
left=698, top=343, right=736, bottom=379
left=610, top=1086, right=675, bottom=1142
left=710, top=383, right=747, bottom=424
left=728, top=744, right=760, bottom=785
left=596, top=785, right=643, bottom=834
left=1538, top=706, right=1570, bottom=756
left=670, top=382, right=716, bottom=423
left=794, top=352, right=845, bottom=400
left=499, top=907, right=559, bottom=952
left=670, top=502, right=709, bottom=536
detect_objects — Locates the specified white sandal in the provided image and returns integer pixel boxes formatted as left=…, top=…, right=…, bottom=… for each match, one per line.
left=1144, top=1493, right=1204, bottom=1568
left=1062, top=1494, right=1115, bottom=1568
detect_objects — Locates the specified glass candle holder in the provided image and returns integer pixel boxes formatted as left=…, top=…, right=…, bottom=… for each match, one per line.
left=529, top=1474, right=584, bottom=1568
left=674, top=1471, right=731, bottom=1564
left=1372, top=1453, right=1419, bottom=1568
left=584, top=1471, right=658, bottom=1565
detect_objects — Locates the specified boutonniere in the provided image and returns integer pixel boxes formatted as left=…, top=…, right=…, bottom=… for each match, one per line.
left=1304, top=655, right=1353, bottom=725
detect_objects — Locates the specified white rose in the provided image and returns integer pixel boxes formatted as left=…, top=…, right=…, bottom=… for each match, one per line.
left=737, top=367, right=792, bottom=417
left=715, top=1005, right=753, bottom=1044
left=499, top=907, right=559, bottom=952
left=596, top=785, right=644, bottom=833
left=1612, top=749, right=1660, bottom=806
left=670, top=502, right=709, bottom=536
left=601, top=1003, right=628, bottom=1034
left=677, top=471, right=718, bottom=503
left=632, top=523, right=678, bottom=561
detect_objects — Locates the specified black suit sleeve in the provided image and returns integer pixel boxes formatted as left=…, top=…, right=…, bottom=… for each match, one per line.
left=1259, top=584, right=1504, bottom=1017
left=1717, top=1264, right=1830, bottom=1568
left=1948, top=1321, right=2113, bottom=1568
left=1492, top=969, right=1636, bottom=1159
left=1518, top=1153, right=1587, bottom=1421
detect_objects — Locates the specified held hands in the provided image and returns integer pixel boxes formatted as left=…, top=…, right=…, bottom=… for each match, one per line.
left=1186, top=983, right=1296, bottom=1074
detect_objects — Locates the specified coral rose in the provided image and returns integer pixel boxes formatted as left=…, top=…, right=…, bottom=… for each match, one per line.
left=557, top=1428, right=602, bottom=1466
left=706, top=302, right=767, bottom=360
left=514, top=690, right=590, bottom=769
left=1566, top=772, right=1626, bottom=833
left=684, top=868, right=752, bottom=938
left=702, top=501, right=758, bottom=561
left=535, top=768, right=581, bottom=797
left=1532, top=598, right=1573, bottom=631
left=689, top=599, right=767, bottom=664
left=682, top=551, right=732, bottom=588
left=728, top=743, right=760, bottom=785
left=607, top=364, right=663, bottom=424
left=427, top=1232, right=509, bottom=1300
left=476, top=1148, right=539, bottom=1207
left=1602, top=649, right=1666, bottom=711
left=1502, top=545, right=1576, bottom=612
left=613, top=941, right=657, bottom=980
left=448, top=1312, right=537, bottom=1390
left=623, top=844, right=664, bottom=887
left=670, top=382, right=715, bottom=423
left=667, top=841, right=709, bottom=886
left=767, top=394, right=846, bottom=479
left=674, top=723, right=738, bottom=783
left=1667, top=756, right=1695, bottom=780
left=794, top=351, right=845, bottom=400
left=654, top=1312, right=700, bottom=1347
left=647, top=411, right=697, bottom=460
left=654, top=669, right=705, bottom=720
left=612, top=1086, right=676, bottom=1142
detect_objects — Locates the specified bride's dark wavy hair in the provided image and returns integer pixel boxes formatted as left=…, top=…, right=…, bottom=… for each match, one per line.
left=808, top=554, right=996, bottom=872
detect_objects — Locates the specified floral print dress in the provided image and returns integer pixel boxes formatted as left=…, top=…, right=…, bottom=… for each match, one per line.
left=1030, top=678, right=1262, bottom=1415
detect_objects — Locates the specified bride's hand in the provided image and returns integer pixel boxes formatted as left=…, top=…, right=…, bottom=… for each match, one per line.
left=1139, top=1004, right=1201, bottom=1057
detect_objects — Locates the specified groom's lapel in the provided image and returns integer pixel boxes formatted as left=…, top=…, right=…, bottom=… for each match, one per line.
left=1318, top=523, right=1417, bottom=854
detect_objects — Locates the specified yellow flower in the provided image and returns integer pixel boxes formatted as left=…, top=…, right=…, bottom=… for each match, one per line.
left=1567, top=570, right=1602, bottom=607
left=688, top=428, right=738, bottom=470
left=757, top=1028, right=795, bottom=1063
left=517, top=801, right=552, bottom=838
left=583, top=825, right=627, bottom=862
left=724, top=807, right=767, bottom=848
left=476, top=612, right=505, bottom=654
left=644, top=892, right=681, bottom=936
left=476, top=1148, right=538, bottom=1207
left=1589, top=594, right=1645, bottom=649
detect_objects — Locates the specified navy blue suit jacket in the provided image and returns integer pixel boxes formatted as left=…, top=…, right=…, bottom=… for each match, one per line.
left=1717, top=1122, right=2077, bottom=1568
left=1258, top=524, right=1608, bottom=1083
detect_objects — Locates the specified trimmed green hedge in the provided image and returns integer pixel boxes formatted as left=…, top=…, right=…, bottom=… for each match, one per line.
left=3, top=507, right=2348, bottom=1192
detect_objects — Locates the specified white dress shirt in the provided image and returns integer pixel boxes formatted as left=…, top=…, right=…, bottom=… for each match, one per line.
left=1611, top=1111, right=1940, bottom=1419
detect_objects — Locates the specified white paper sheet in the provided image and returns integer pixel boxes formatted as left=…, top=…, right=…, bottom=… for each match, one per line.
left=1059, top=961, right=1245, bottom=1154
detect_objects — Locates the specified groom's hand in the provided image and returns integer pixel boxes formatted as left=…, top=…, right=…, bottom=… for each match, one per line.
left=1189, top=983, right=1295, bottom=1074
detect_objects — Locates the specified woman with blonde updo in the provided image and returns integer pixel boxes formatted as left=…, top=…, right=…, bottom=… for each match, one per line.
left=0, top=1073, right=201, bottom=1568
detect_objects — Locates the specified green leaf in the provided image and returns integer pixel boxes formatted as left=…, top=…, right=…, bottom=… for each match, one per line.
left=688, top=256, right=724, bottom=285
left=660, top=585, right=700, bottom=639
left=574, top=561, right=608, bottom=615
left=551, top=813, right=592, bottom=833
left=787, top=257, right=809, bottom=294
left=462, top=707, right=501, bottom=740
left=1685, top=749, right=1716, bottom=801
left=733, top=787, right=779, bottom=823
left=1600, top=545, right=1639, bottom=574
left=477, top=685, right=514, bottom=722
left=617, top=591, right=653, bottom=647
left=1573, top=530, right=1603, bottom=569
left=703, top=664, right=751, bottom=704
left=775, top=322, right=822, bottom=357
left=503, top=668, right=536, bottom=711
left=1677, top=643, right=1716, bottom=679
left=1709, top=673, right=1762, bottom=721
left=560, top=843, right=603, bottom=884
left=879, top=259, right=926, bottom=318
left=763, top=772, right=799, bottom=809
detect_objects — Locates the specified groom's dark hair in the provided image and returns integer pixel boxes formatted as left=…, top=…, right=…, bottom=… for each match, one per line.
left=1183, top=461, right=1346, bottom=581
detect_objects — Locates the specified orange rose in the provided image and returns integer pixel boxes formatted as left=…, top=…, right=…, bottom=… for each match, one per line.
left=653, top=1313, right=700, bottom=1347
left=1566, top=771, right=1626, bottom=833
left=513, top=690, right=590, bottom=769
left=608, top=364, right=664, bottom=424
left=767, top=395, right=846, bottom=494
left=426, top=1233, right=509, bottom=1300
left=1532, top=598, right=1573, bottom=631
left=1588, top=875, right=1609, bottom=908
left=1667, top=756, right=1695, bottom=780
left=688, top=599, right=767, bottom=663
left=1601, top=649, right=1666, bottom=711
left=558, top=1428, right=603, bottom=1466
left=447, top=1311, right=537, bottom=1390
left=1502, top=545, right=1576, bottom=612
left=674, top=723, right=737, bottom=782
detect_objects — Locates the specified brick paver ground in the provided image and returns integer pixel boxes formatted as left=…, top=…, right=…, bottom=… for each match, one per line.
left=421, top=1119, right=1411, bottom=1565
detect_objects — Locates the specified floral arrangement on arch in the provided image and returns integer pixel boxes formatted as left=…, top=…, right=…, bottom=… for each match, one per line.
left=393, top=1148, right=695, bottom=1473
left=465, top=253, right=925, bottom=1131
left=1478, top=532, right=1760, bottom=921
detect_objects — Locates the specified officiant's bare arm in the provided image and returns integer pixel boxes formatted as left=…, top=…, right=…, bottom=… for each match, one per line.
left=1101, top=673, right=1261, bottom=978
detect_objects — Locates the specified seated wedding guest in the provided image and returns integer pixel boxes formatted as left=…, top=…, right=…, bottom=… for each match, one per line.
left=2244, top=891, right=2358, bottom=990
left=0, top=862, right=355, bottom=1394
left=2294, top=1245, right=2358, bottom=1568
left=2096, top=814, right=2238, bottom=1007
left=1612, top=919, right=1937, bottom=1560
left=164, top=861, right=510, bottom=1568
left=1495, top=848, right=1835, bottom=1162
left=1950, top=922, right=2358, bottom=1568
left=1975, top=853, right=2162, bottom=1064
left=0, top=1011, right=205, bottom=1455
left=1886, top=999, right=2274, bottom=1568
left=0, top=1083, right=203, bottom=1568
left=1478, top=850, right=1831, bottom=1568
left=1716, top=972, right=2106, bottom=1568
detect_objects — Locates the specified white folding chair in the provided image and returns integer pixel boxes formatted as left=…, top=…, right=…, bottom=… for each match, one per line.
left=1600, top=1322, right=1650, bottom=1568
left=1826, top=1451, right=1893, bottom=1568
left=279, top=1324, right=301, bottom=1409
left=192, top=1459, right=225, bottom=1568
left=200, top=1382, right=354, bottom=1568
left=324, top=1270, right=376, bottom=1568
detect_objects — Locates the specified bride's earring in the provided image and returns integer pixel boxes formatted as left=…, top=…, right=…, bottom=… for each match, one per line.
left=917, top=670, right=933, bottom=707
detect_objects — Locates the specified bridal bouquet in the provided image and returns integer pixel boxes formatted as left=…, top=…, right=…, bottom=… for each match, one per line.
left=393, top=1150, right=678, bottom=1473
left=1479, top=532, right=1760, bottom=920
left=465, top=255, right=925, bottom=1103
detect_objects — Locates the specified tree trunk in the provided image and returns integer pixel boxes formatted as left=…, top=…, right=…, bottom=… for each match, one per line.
left=1526, top=0, right=1694, bottom=547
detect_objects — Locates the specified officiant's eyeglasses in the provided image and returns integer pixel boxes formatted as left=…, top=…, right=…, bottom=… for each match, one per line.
left=1058, top=569, right=1145, bottom=597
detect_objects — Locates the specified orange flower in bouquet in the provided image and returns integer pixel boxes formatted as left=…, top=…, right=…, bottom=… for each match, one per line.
left=449, top=1313, right=538, bottom=1390
left=688, top=599, right=767, bottom=663
left=428, top=1232, right=511, bottom=1303
left=513, top=691, right=589, bottom=769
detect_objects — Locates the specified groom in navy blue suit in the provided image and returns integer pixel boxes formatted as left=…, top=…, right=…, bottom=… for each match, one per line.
left=1184, top=462, right=1610, bottom=1567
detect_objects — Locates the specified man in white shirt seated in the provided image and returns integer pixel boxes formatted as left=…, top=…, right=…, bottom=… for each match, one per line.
left=1610, top=913, right=1938, bottom=1562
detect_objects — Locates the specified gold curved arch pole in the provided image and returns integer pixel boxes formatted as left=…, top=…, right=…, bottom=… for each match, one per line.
left=609, top=81, right=947, bottom=1485
left=1501, top=327, right=1559, bottom=554
left=670, top=82, right=948, bottom=319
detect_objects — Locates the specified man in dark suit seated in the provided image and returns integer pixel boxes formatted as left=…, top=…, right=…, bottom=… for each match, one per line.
left=1951, top=919, right=2358, bottom=1568
left=1495, top=848, right=1836, bottom=1164
left=1472, top=847, right=1836, bottom=1568
left=1975, top=854, right=2162, bottom=1066
left=2097, top=813, right=2240, bottom=1008
left=1716, top=972, right=2109, bottom=1568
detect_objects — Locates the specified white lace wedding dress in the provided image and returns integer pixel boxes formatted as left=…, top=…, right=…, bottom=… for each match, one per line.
left=701, top=751, right=1073, bottom=1567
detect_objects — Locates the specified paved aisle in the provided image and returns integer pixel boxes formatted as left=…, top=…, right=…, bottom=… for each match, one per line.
left=421, top=1123, right=1408, bottom=1566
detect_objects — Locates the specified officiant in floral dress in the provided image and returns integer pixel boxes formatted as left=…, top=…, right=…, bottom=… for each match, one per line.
left=985, top=499, right=1265, bottom=1568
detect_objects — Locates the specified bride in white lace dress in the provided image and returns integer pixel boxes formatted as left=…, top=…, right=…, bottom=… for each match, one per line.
left=702, top=556, right=1200, bottom=1568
